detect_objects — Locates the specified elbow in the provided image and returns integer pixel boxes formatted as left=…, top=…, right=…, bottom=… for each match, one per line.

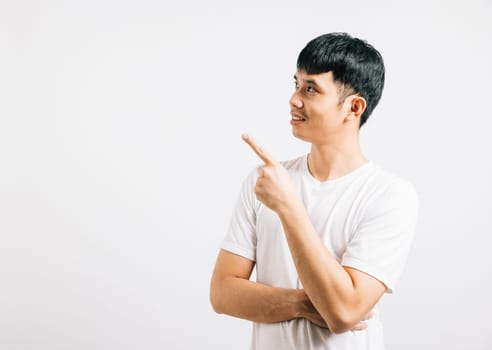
left=326, top=310, right=359, bottom=334
left=209, top=282, right=224, bottom=314
left=210, top=299, right=224, bottom=315
left=329, top=322, right=352, bottom=335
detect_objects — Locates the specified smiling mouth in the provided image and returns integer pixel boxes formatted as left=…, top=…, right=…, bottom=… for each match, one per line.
left=291, top=114, right=307, bottom=121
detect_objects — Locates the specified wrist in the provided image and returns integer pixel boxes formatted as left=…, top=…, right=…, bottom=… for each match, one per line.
left=293, top=289, right=310, bottom=318
left=277, top=197, right=305, bottom=220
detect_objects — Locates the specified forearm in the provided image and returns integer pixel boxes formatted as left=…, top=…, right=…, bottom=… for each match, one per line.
left=277, top=201, right=359, bottom=332
left=211, top=276, right=305, bottom=324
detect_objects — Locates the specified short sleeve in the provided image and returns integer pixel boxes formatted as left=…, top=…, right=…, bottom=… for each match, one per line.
left=341, top=180, right=419, bottom=293
left=220, top=167, right=260, bottom=262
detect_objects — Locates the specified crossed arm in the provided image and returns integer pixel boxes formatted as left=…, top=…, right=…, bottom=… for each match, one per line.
left=210, top=249, right=374, bottom=332
left=275, top=201, right=386, bottom=333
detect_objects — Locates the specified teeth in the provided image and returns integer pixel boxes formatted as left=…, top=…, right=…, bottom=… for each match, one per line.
left=292, top=116, right=304, bottom=121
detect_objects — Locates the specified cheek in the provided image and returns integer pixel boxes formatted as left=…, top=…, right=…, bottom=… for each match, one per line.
left=309, top=104, right=331, bottom=122
left=311, top=97, right=334, bottom=113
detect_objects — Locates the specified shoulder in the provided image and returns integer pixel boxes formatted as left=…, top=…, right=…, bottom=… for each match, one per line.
left=365, top=164, right=419, bottom=210
left=246, top=153, right=306, bottom=176
left=279, top=154, right=306, bottom=172
left=241, top=154, right=306, bottom=189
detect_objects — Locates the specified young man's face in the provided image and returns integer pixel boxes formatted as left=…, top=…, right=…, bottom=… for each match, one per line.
left=290, top=70, right=354, bottom=143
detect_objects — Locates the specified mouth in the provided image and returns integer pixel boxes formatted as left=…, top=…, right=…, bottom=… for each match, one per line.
left=291, top=116, right=306, bottom=121
left=290, top=112, right=307, bottom=121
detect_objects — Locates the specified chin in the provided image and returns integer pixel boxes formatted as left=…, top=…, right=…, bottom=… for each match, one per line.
left=291, top=129, right=311, bottom=143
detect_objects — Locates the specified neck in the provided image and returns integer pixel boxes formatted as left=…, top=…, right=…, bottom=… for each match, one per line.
left=307, top=130, right=368, bottom=182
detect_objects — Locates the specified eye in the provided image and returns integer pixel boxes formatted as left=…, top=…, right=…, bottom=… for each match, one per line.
left=294, top=81, right=299, bottom=89
left=306, top=86, right=316, bottom=93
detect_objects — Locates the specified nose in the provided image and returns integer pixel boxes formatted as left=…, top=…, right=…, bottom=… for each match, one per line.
left=289, top=91, right=303, bottom=109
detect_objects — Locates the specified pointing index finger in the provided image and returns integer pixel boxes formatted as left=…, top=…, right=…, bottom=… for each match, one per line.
left=241, top=133, right=275, bottom=165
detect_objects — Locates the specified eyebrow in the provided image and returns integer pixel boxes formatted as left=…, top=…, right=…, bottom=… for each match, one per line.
left=293, top=74, right=321, bottom=88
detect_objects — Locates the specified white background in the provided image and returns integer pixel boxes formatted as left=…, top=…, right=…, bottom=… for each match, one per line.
left=1, top=0, right=491, bottom=349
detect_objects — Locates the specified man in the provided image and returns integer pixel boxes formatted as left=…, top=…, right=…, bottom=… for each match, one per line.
left=210, top=32, right=419, bottom=349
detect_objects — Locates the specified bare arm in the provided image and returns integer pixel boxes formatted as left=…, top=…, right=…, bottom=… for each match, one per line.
left=210, top=249, right=306, bottom=324
left=210, top=249, right=372, bottom=330
left=278, top=202, right=385, bottom=334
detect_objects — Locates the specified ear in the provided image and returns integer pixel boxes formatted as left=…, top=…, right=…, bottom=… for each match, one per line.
left=345, top=95, right=366, bottom=122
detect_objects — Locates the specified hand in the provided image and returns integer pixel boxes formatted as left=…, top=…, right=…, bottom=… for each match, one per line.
left=241, top=134, right=301, bottom=214
left=298, top=293, right=329, bottom=329
left=350, top=310, right=373, bottom=331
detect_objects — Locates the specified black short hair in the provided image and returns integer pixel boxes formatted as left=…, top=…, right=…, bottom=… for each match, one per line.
left=297, top=32, right=385, bottom=129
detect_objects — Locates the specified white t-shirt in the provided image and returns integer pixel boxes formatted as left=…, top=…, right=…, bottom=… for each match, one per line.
left=221, top=153, right=419, bottom=350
